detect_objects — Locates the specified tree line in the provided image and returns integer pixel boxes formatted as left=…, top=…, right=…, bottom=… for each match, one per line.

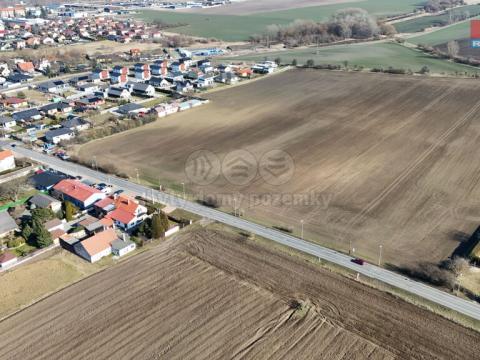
left=251, top=8, right=397, bottom=47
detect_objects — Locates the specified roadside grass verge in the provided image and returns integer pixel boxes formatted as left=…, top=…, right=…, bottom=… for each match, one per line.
left=224, top=42, right=480, bottom=76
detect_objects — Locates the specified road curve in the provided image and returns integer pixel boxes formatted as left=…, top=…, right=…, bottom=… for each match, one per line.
left=5, top=142, right=480, bottom=322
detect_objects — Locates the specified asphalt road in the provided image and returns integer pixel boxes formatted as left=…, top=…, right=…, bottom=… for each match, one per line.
left=4, top=141, right=480, bottom=322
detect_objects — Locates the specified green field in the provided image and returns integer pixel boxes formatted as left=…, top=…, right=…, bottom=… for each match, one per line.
left=137, top=11, right=291, bottom=41
left=394, top=5, right=480, bottom=33
left=408, top=17, right=478, bottom=45
left=225, top=42, right=479, bottom=75
left=253, top=0, right=421, bottom=21
left=137, top=0, right=421, bottom=41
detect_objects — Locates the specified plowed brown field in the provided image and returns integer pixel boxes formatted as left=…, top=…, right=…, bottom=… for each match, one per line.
left=79, top=69, right=480, bottom=266
left=0, top=228, right=478, bottom=359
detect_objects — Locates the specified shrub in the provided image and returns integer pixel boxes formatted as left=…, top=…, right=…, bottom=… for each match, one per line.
left=7, top=237, right=24, bottom=248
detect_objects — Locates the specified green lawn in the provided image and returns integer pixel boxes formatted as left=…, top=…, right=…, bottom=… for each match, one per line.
left=137, top=0, right=422, bottom=41
left=408, top=17, right=479, bottom=45
left=225, top=42, right=479, bottom=75
left=394, top=5, right=480, bottom=33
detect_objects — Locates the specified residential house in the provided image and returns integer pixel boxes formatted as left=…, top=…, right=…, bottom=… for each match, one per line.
left=92, top=68, right=110, bottom=82
left=37, top=80, right=69, bottom=94
left=0, top=149, right=15, bottom=172
left=152, top=102, right=179, bottom=118
left=111, top=235, right=136, bottom=257
left=107, top=86, right=131, bottom=100
left=170, top=60, right=187, bottom=73
left=102, top=194, right=147, bottom=230
left=44, top=218, right=67, bottom=244
left=77, top=83, right=100, bottom=93
left=44, top=128, right=75, bottom=144
left=73, top=228, right=118, bottom=263
left=236, top=67, right=253, bottom=78
left=164, top=71, right=184, bottom=83
left=75, top=95, right=105, bottom=109
left=116, top=103, right=147, bottom=116
left=28, top=193, right=62, bottom=213
left=16, top=61, right=34, bottom=74
left=0, top=251, right=17, bottom=268
left=215, top=72, right=239, bottom=85
left=61, top=116, right=90, bottom=131
left=40, top=102, right=72, bottom=116
left=68, top=74, right=91, bottom=87
left=0, top=211, right=18, bottom=238
left=0, top=63, right=10, bottom=77
left=149, top=77, right=173, bottom=90
left=128, top=82, right=155, bottom=97
left=130, top=48, right=141, bottom=57
left=29, top=170, right=67, bottom=191
left=110, top=65, right=129, bottom=85
left=84, top=217, right=114, bottom=236
left=134, top=63, right=150, bottom=81
left=39, top=102, right=61, bottom=116
left=7, top=73, right=33, bottom=83
left=0, top=97, right=28, bottom=109
left=12, top=108, right=42, bottom=123
left=53, top=179, right=106, bottom=209
left=197, top=74, right=215, bottom=88
left=0, top=116, right=16, bottom=130
left=217, top=64, right=232, bottom=73
left=198, top=59, right=214, bottom=73
left=150, top=60, right=168, bottom=76
left=175, top=80, right=194, bottom=93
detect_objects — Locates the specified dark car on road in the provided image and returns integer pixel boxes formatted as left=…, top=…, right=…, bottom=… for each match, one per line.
left=351, top=258, right=365, bottom=266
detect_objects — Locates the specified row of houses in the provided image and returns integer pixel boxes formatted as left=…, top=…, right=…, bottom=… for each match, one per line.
left=0, top=12, right=164, bottom=52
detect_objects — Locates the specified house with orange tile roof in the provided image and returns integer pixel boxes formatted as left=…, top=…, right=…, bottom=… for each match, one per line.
left=73, top=228, right=118, bottom=263
left=53, top=179, right=106, bottom=209
left=0, top=149, right=15, bottom=172
left=16, top=61, right=34, bottom=74
left=97, top=194, right=147, bottom=230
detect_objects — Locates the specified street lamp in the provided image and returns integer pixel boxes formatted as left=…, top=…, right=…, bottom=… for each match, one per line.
left=300, top=219, right=304, bottom=239
left=181, top=182, right=185, bottom=199
left=135, top=168, right=139, bottom=184
left=234, top=196, right=237, bottom=217
left=378, top=245, right=383, bottom=266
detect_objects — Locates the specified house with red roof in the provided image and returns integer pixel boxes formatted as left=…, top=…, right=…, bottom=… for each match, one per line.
left=73, top=228, right=118, bottom=263
left=17, top=61, right=34, bottom=74
left=96, top=194, right=147, bottom=230
left=0, top=97, right=28, bottom=109
left=0, top=149, right=15, bottom=172
left=52, top=179, right=106, bottom=209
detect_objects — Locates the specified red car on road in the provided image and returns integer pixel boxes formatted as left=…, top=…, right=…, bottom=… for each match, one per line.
left=351, top=258, right=365, bottom=265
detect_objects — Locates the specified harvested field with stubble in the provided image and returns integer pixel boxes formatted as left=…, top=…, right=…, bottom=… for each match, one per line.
left=0, top=228, right=478, bottom=360
left=79, top=69, right=480, bottom=266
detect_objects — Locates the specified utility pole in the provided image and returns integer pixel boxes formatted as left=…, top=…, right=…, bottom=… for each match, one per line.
left=378, top=245, right=383, bottom=266
left=234, top=196, right=237, bottom=217
left=300, top=219, right=304, bottom=239
left=135, top=168, right=139, bottom=184
left=181, top=182, right=185, bottom=199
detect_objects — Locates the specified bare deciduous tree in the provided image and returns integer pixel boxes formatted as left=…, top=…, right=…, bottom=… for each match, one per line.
left=447, top=40, right=459, bottom=58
